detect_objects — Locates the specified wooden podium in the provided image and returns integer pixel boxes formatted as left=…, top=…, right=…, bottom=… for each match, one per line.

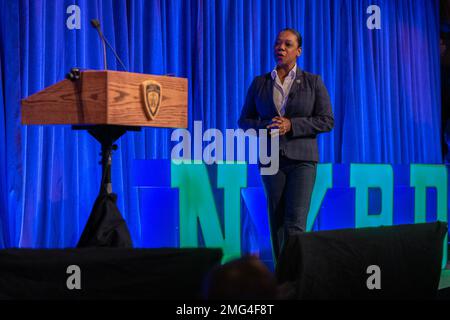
left=21, top=70, right=188, bottom=247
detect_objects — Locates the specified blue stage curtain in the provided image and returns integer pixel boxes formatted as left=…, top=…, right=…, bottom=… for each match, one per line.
left=0, top=0, right=442, bottom=248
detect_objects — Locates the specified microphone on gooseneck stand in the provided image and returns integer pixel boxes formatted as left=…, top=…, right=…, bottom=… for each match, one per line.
left=90, top=19, right=127, bottom=71
left=90, top=19, right=107, bottom=70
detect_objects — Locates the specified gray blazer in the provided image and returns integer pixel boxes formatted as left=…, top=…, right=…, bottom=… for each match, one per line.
left=238, top=67, right=334, bottom=162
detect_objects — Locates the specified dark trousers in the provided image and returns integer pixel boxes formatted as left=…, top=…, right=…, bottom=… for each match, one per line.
left=261, top=156, right=317, bottom=262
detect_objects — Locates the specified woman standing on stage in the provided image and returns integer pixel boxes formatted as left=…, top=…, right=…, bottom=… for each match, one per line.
left=238, top=28, right=334, bottom=262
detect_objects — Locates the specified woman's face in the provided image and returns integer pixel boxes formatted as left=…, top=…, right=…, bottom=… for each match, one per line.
left=274, top=31, right=302, bottom=67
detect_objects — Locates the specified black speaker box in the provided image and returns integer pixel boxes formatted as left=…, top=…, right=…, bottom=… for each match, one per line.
left=276, top=222, right=448, bottom=299
left=0, top=248, right=222, bottom=300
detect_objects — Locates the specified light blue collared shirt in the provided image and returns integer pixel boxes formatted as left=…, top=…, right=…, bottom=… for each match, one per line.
left=271, top=64, right=297, bottom=116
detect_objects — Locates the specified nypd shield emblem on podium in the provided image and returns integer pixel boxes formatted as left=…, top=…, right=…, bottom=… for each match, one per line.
left=141, top=80, right=162, bottom=120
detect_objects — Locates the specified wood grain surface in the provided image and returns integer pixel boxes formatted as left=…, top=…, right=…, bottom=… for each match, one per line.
left=21, top=70, right=188, bottom=128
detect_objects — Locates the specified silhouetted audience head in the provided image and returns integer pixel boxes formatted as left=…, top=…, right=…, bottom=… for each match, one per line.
left=203, top=255, right=277, bottom=300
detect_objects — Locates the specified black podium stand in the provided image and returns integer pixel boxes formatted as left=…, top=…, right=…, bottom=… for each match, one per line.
left=73, top=125, right=140, bottom=248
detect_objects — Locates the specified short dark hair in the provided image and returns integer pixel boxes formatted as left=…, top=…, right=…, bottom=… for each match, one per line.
left=203, top=256, right=277, bottom=300
left=278, top=28, right=303, bottom=48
